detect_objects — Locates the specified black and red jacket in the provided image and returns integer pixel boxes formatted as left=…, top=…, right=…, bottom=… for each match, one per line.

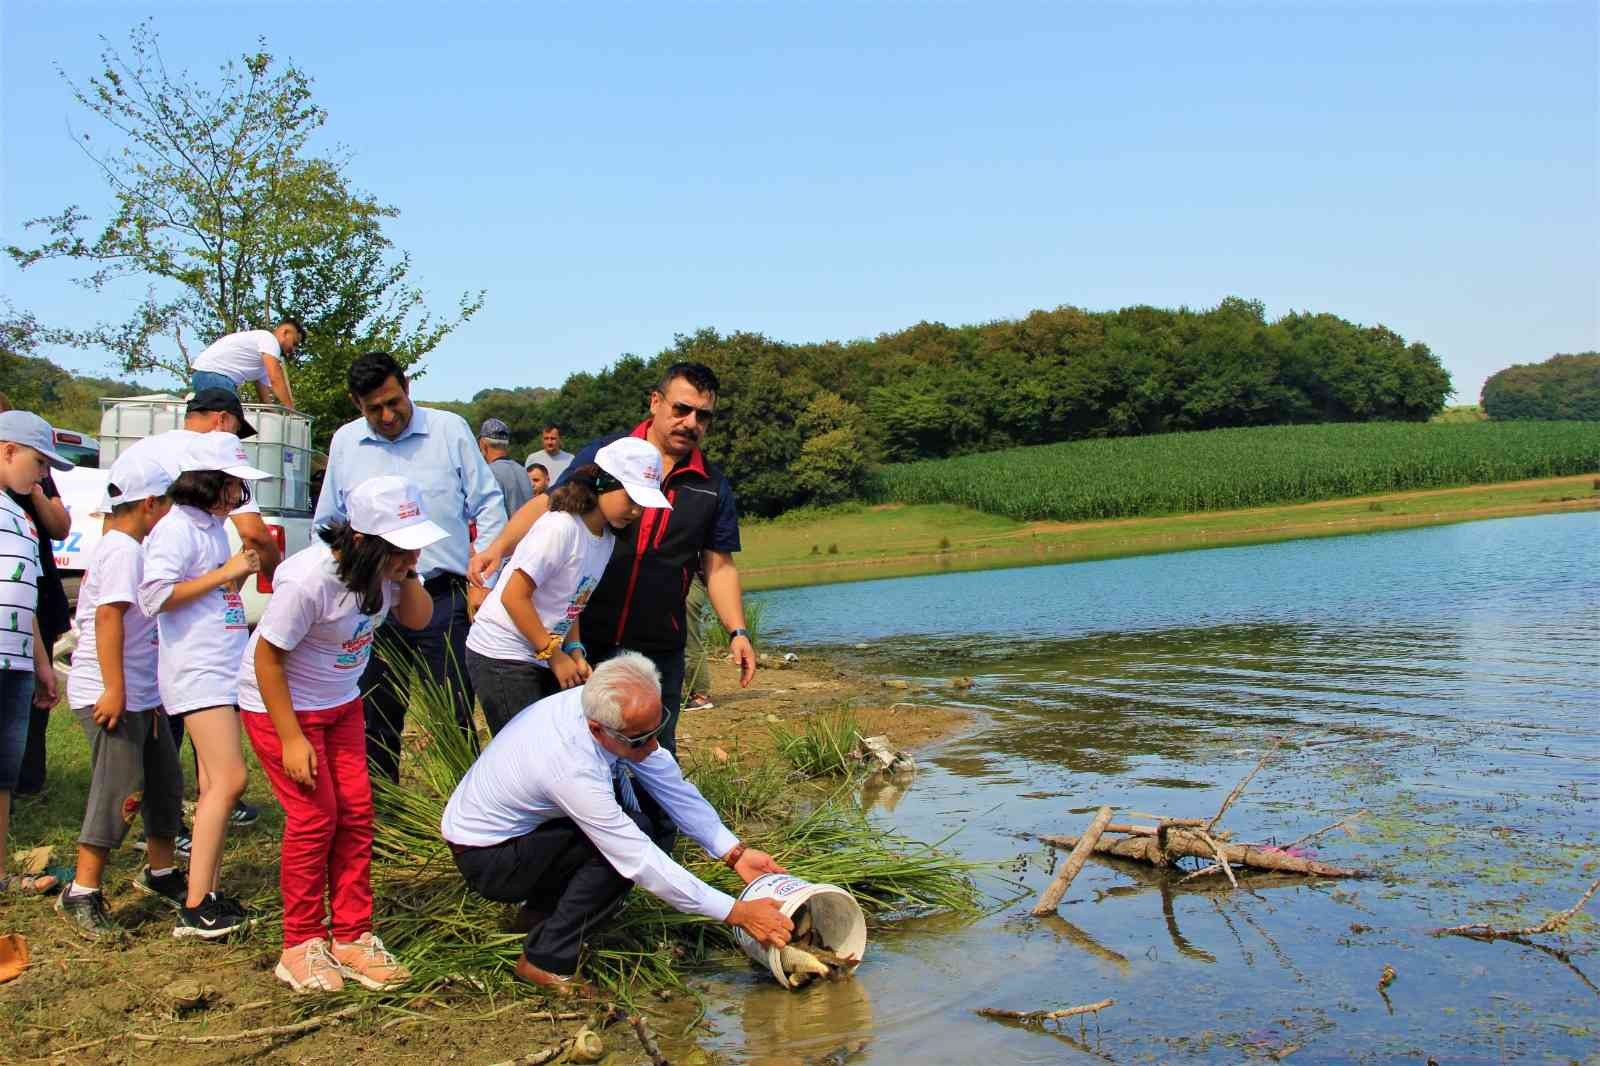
left=556, top=421, right=741, bottom=654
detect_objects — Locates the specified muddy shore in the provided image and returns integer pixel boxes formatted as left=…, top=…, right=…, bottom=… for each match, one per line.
left=1, top=653, right=973, bottom=1066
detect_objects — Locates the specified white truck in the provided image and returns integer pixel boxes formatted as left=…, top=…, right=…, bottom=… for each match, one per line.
left=51, top=395, right=318, bottom=625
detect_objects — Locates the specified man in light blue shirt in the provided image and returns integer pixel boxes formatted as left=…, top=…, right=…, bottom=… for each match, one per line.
left=315, top=351, right=506, bottom=781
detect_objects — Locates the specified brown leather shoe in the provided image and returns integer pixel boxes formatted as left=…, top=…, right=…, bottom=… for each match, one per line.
left=514, top=955, right=596, bottom=996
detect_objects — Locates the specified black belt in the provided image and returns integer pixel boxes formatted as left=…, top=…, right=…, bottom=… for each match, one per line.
left=423, top=573, right=465, bottom=597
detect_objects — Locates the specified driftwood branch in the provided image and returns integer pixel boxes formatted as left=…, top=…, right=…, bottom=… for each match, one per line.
left=1041, top=828, right=1366, bottom=878
left=629, top=1014, right=670, bottom=1066
left=1208, top=734, right=1292, bottom=831
left=129, top=1003, right=363, bottom=1045
left=976, top=998, right=1115, bottom=1025
left=1197, top=829, right=1238, bottom=888
left=1032, top=806, right=1114, bottom=915
left=1284, top=810, right=1367, bottom=851
left=484, top=1039, right=572, bottom=1066
left=1433, top=874, right=1600, bottom=940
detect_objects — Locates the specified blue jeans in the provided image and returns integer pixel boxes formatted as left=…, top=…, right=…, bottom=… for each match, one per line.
left=0, top=669, right=36, bottom=791
left=190, top=370, right=238, bottom=395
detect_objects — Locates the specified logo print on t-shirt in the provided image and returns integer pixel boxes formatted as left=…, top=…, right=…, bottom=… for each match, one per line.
left=336, top=616, right=376, bottom=669
left=222, top=591, right=247, bottom=630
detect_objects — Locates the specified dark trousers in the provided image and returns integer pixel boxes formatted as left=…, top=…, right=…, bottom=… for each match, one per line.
left=15, top=634, right=57, bottom=795
left=360, top=577, right=476, bottom=783
left=588, top=643, right=686, bottom=754
left=465, top=649, right=561, bottom=737
left=451, top=787, right=677, bottom=975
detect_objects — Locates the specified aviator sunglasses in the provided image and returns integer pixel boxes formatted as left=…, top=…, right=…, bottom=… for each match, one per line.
left=668, top=401, right=716, bottom=425
left=599, top=710, right=675, bottom=749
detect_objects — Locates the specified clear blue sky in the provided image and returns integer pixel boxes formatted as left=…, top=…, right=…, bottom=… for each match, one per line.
left=4, top=1, right=1596, bottom=406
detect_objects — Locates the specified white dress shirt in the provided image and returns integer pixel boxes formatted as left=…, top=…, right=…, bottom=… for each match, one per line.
left=440, top=687, right=739, bottom=920
left=314, top=406, right=506, bottom=580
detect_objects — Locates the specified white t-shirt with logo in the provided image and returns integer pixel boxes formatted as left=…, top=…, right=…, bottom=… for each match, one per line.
left=107, top=429, right=261, bottom=517
left=0, top=492, right=39, bottom=674
left=139, top=504, right=249, bottom=714
left=191, top=329, right=279, bottom=388
left=465, top=511, right=613, bottom=665
left=68, top=530, right=161, bottom=711
left=237, top=540, right=396, bottom=714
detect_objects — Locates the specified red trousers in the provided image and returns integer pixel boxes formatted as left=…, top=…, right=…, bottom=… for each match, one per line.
left=242, top=698, right=374, bottom=949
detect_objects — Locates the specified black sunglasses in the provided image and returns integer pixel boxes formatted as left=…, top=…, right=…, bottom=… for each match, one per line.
left=668, top=401, right=715, bottom=425
left=599, top=709, right=675, bottom=749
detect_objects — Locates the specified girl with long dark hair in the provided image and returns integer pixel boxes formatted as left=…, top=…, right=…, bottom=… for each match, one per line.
left=464, top=437, right=669, bottom=735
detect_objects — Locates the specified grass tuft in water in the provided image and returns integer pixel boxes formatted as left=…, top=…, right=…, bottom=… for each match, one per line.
left=772, top=707, right=865, bottom=777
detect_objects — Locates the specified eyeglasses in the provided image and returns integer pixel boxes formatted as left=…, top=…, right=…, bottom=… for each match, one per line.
left=598, top=710, right=674, bottom=749
left=668, top=401, right=715, bottom=425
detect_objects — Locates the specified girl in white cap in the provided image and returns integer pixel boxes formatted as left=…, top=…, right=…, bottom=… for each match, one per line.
left=238, top=476, right=443, bottom=992
left=464, top=437, right=670, bottom=735
left=138, top=432, right=270, bottom=939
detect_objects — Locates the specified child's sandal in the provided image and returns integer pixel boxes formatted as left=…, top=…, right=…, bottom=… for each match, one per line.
left=0, top=872, right=60, bottom=895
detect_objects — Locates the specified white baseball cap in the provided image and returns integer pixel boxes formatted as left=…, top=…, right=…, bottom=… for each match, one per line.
left=0, top=411, right=75, bottom=471
left=346, top=475, right=449, bottom=551
left=178, top=432, right=271, bottom=480
left=595, top=437, right=671, bottom=510
left=104, top=452, right=174, bottom=507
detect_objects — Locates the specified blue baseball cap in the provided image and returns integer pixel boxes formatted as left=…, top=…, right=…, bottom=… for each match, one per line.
left=0, top=411, right=75, bottom=471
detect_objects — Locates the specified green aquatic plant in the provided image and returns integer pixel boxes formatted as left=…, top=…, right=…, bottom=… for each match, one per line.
left=772, top=707, right=865, bottom=778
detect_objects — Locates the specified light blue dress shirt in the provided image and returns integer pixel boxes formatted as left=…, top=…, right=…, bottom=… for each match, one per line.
left=314, top=406, right=507, bottom=579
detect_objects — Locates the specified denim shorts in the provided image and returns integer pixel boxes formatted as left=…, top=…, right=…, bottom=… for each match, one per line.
left=0, top=669, right=36, bottom=791
left=189, top=370, right=238, bottom=395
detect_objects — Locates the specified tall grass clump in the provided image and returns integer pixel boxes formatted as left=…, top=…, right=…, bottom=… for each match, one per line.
left=369, top=652, right=979, bottom=1002
left=869, top=420, right=1600, bottom=522
left=772, top=708, right=864, bottom=778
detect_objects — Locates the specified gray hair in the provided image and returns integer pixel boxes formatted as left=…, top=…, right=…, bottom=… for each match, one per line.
left=581, top=652, right=661, bottom=730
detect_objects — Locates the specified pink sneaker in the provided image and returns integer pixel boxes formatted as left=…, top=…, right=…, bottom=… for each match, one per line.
left=332, top=932, right=411, bottom=990
left=274, top=938, right=344, bottom=993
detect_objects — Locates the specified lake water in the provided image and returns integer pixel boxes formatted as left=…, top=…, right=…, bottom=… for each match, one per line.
left=700, top=512, right=1599, bottom=1063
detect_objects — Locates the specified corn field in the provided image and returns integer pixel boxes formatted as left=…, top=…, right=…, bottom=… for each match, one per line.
left=869, top=421, right=1600, bottom=522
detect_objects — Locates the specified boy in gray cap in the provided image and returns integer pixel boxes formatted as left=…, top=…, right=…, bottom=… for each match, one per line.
left=0, top=410, right=73, bottom=895
left=478, top=418, right=533, bottom=520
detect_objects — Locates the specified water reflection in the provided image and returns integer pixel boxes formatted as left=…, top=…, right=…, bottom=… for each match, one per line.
left=733, top=977, right=875, bottom=1066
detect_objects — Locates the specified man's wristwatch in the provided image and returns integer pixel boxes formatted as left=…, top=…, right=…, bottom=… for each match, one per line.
left=728, top=627, right=751, bottom=642
left=724, top=842, right=748, bottom=870
left=405, top=569, right=420, bottom=581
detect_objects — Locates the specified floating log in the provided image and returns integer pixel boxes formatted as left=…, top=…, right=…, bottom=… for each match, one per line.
left=1039, top=828, right=1367, bottom=878
left=1033, top=806, right=1115, bottom=915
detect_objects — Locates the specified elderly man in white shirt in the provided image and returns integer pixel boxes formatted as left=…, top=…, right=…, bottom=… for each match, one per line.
left=441, top=652, right=793, bottom=991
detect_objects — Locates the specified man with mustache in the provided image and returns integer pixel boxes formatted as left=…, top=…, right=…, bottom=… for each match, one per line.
left=469, top=363, right=755, bottom=753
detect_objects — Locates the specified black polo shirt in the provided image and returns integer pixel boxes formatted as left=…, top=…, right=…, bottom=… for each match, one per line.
left=554, top=421, right=740, bottom=654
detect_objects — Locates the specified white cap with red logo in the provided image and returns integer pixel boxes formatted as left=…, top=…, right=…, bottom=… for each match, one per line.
left=178, top=432, right=271, bottom=480
left=346, top=475, right=449, bottom=551
left=595, top=437, right=671, bottom=510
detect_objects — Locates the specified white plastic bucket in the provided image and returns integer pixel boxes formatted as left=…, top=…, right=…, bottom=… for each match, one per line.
left=733, top=873, right=868, bottom=989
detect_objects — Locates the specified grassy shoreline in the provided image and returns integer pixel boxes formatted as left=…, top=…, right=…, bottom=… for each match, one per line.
left=739, top=474, right=1600, bottom=591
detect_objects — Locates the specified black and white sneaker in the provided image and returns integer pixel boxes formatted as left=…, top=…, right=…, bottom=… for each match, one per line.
left=131, top=865, right=188, bottom=910
left=228, top=801, right=261, bottom=828
left=173, top=891, right=254, bottom=940
left=56, top=885, right=118, bottom=940
left=134, top=830, right=192, bottom=861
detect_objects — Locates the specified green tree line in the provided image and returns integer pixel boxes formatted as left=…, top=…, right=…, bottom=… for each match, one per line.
left=1481, top=352, right=1600, bottom=421
left=461, top=297, right=1452, bottom=517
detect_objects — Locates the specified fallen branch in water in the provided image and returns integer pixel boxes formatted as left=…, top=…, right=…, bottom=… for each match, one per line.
left=129, top=1004, right=363, bottom=1045
left=1032, top=806, right=1114, bottom=915
left=629, top=1013, right=670, bottom=1066
left=1285, top=810, right=1367, bottom=851
left=977, top=998, right=1115, bottom=1026
left=1208, top=734, right=1293, bottom=831
left=1434, top=874, right=1600, bottom=940
left=1040, top=829, right=1366, bottom=878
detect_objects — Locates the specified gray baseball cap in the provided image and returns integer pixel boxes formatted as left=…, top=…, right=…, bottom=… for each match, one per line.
left=0, top=411, right=75, bottom=471
left=479, top=417, right=511, bottom=443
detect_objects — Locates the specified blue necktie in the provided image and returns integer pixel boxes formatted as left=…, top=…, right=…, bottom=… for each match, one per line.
left=613, top=761, right=640, bottom=813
